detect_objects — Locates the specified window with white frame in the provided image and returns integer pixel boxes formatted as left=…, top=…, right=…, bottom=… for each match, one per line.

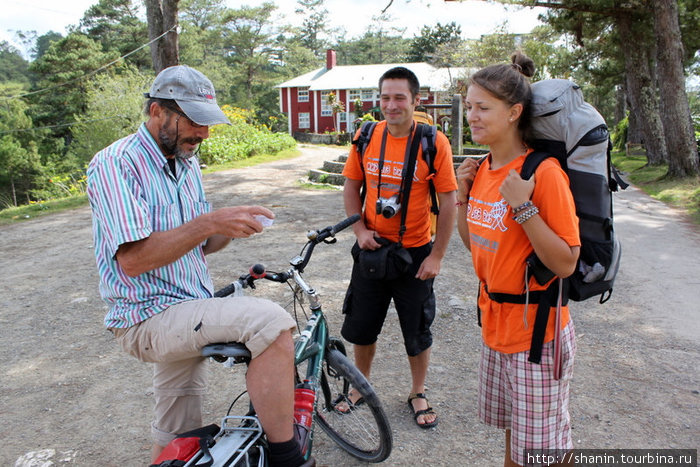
left=321, top=91, right=332, bottom=116
left=298, top=112, right=310, bottom=129
left=361, top=89, right=375, bottom=100
left=348, top=89, right=361, bottom=101
left=297, top=87, right=309, bottom=102
left=339, top=112, right=347, bottom=122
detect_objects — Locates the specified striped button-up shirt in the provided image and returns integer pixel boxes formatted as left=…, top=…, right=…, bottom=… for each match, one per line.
left=87, top=123, right=214, bottom=328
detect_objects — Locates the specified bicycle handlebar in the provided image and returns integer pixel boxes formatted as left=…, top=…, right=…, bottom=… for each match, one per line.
left=214, top=214, right=361, bottom=297
left=309, top=213, right=361, bottom=243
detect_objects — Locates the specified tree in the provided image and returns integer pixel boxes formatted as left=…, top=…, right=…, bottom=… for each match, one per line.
left=295, top=0, right=333, bottom=59
left=462, top=21, right=520, bottom=70
left=79, top=0, right=150, bottom=70
left=0, top=42, right=30, bottom=85
left=178, top=0, right=236, bottom=101
left=407, top=22, right=463, bottom=64
left=221, top=2, right=279, bottom=109
left=333, top=30, right=410, bottom=65
left=511, top=0, right=699, bottom=177
left=69, top=66, right=150, bottom=165
left=145, top=0, right=180, bottom=72
left=13, top=30, right=64, bottom=61
left=653, top=0, right=699, bottom=176
left=0, top=86, right=43, bottom=206
left=28, top=33, right=118, bottom=162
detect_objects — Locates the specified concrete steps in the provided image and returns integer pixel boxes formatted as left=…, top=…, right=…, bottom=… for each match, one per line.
left=308, top=147, right=489, bottom=186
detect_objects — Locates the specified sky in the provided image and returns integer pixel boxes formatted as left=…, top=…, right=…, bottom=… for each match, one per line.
left=0, top=0, right=546, bottom=58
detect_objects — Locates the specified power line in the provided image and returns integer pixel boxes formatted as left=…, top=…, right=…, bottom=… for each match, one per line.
left=0, top=115, right=132, bottom=135
left=1, top=25, right=177, bottom=101
left=4, top=1, right=77, bottom=16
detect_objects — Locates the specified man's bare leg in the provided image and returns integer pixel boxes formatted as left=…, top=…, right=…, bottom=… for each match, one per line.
left=407, top=347, right=436, bottom=425
left=246, top=330, right=296, bottom=442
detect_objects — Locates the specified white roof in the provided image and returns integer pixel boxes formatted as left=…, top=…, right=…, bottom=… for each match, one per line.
left=276, top=62, right=465, bottom=92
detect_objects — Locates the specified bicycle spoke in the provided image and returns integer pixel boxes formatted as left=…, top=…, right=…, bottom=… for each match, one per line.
left=314, top=349, right=392, bottom=463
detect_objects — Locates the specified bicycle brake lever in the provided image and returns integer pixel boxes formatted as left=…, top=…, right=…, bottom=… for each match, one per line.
left=244, top=276, right=257, bottom=289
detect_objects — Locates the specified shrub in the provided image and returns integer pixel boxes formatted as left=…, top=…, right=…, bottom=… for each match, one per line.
left=612, top=116, right=629, bottom=151
left=199, top=105, right=296, bottom=165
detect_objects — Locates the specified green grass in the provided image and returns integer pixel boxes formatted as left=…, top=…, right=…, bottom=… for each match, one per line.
left=0, top=195, right=89, bottom=225
left=200, top=147, right=301, bottom=174
left=297, top=180, right=342, bottom=190
left=612, top=152, right=700, bottom=225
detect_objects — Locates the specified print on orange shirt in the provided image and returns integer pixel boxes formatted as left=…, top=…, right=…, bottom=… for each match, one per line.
left=365, top=154, right=419, bottom=197
left=467, top=197, right=509, bottom=234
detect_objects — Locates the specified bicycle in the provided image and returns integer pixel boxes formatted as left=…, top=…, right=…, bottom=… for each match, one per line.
left=183, top=214, right=393, bottom=466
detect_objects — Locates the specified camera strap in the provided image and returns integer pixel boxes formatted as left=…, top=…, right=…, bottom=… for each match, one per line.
left=375, top=122, right=414, bottom=203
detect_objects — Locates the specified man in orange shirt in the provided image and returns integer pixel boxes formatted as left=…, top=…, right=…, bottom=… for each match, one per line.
left=340, top=67, right=457, bottom=429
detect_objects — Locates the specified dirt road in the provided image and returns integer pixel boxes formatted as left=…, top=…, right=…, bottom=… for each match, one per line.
left=1, top=145, right=698, bottom=466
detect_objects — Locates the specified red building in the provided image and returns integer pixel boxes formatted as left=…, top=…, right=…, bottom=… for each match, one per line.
left=277, top=49, right=464, bottom=136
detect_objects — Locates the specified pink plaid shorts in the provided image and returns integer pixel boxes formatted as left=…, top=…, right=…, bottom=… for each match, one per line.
left=478, top=321, right=576, bottom=466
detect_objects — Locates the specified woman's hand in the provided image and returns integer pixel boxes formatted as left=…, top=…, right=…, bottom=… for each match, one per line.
left=499, top=169, right=535, bottom=209
left=456, top=157, right=480, bottom=201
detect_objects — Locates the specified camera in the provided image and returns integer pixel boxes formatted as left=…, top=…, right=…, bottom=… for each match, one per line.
left=376, top=195, right=401, bottom=218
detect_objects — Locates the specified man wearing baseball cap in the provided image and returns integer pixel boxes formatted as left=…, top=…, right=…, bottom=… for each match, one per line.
left=87, top=66, right=313, bottom=466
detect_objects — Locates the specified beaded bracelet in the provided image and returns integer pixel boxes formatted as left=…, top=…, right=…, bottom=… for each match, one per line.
left=456, top=200, right=468, bottom=207
left=513, top=205, right=539, bottom=224
left=512, top=200, right=533, bottom=215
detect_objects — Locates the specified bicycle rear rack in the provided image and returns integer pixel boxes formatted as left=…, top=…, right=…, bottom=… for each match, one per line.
left=185, top=415, right=265, bottom=467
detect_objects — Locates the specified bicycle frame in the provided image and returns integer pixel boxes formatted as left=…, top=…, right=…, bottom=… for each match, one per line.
left=194, top=214, right=394, bottom=466
left=291, top=268, right=327, bottom=376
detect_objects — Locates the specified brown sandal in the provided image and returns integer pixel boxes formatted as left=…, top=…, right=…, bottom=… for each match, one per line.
left=407, top=392, right=438, bottom=429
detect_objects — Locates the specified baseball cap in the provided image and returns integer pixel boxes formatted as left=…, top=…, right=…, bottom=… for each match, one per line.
left=146, top=65, right=230, bottom=126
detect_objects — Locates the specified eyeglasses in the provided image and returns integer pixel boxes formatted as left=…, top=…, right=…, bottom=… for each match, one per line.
left=162, top=104, right=207, bottom=129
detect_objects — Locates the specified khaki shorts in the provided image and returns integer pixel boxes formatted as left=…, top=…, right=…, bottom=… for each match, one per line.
left=112, top=296, right=296, bottom=446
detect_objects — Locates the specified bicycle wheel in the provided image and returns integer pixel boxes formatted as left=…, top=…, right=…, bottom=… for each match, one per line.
left=314, top=348, right=392, bottom=463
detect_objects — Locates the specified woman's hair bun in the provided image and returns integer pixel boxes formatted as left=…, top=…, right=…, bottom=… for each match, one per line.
left=511, top=51, right=535, bottom=78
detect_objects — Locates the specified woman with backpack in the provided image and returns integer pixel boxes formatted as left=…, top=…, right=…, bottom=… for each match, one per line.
left=455, top=52, right=581, bottom=467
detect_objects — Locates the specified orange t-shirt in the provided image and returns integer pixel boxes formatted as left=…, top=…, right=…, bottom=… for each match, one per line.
left=467, top=152, right=580, bottom=353
left=343, top=120, right=457, bottom=248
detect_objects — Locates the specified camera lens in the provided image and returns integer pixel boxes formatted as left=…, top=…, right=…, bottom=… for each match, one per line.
left=382, top=206, right=397, bottom=218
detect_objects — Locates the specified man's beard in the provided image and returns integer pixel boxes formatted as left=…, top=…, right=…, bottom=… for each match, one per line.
left=159, top=123, right=203, bottom=159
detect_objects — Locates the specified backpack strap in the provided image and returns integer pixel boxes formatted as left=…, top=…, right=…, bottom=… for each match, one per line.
left=352, top=121, right=378, bottom=159
left=352, top=121, right=378, bottom=203
left=396, top=124, right=425, bottom=243
left=606, top=137, right=629, bottom=191
left=520, top=150, right=552, bottom=180
left=418, top=123, right=440, bottom=215
left=483, top=280, right=569, bottom=364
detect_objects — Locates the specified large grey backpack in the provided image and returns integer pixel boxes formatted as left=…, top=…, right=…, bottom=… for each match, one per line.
left=523, top=78, right=628, bottom=303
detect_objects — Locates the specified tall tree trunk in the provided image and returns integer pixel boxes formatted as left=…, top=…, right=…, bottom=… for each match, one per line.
left=11, top=176, right=17, bottom=207
left=145, top=0, right=180, bottom=73
left=626, top=93, right=644, bottom=144
left=617, top=13, right=667, bottom=166
left=654, top=0, right=699, bottom=177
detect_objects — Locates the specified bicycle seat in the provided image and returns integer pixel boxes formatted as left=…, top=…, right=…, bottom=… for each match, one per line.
left=202, top=342, right=251, bottom=363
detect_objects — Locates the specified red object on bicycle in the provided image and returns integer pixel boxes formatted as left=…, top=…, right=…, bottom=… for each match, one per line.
left=294, top=381, right=315, bottom=455
left=150, top=423, right=219, bottom=467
